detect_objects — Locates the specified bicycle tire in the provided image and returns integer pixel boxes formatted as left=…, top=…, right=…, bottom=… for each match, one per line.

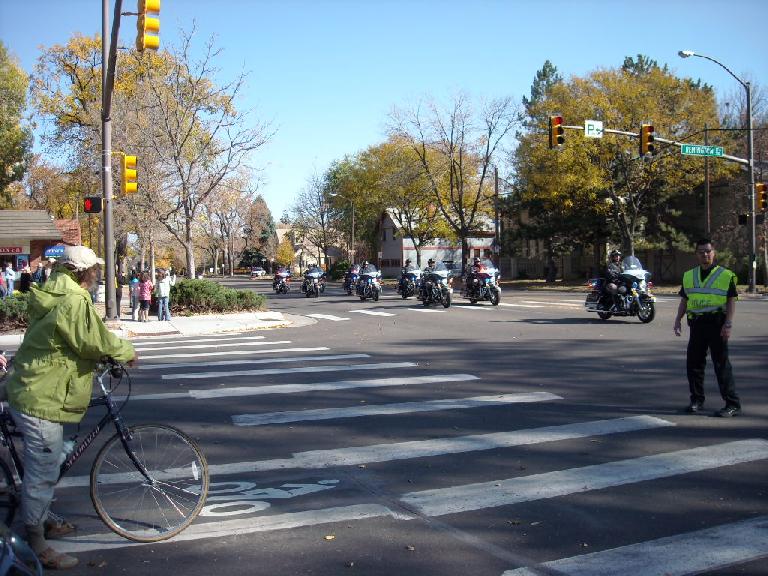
left=0, top=457, right=18, bottom=527
left=90, top=424, right=209, bottom=542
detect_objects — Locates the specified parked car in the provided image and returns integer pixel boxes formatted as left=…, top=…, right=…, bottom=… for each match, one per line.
left=250, top=267, right=267, bottom=278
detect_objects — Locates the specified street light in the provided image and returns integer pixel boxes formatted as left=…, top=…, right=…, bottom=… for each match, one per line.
left=329, top=193, right=355, bottom=263
left=678, top=49, right=757, bottom=293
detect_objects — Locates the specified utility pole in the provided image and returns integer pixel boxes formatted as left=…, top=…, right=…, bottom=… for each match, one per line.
left=101, top=0, right=123, bottom=318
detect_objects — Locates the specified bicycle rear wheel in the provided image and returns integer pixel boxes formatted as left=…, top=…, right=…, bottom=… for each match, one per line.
left=90, top=424, right=209, bottom=542
left=0, top=458, right=18, bottom=527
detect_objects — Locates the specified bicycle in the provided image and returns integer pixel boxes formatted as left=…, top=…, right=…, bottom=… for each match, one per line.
left=0, top=358, right=209, bottom=543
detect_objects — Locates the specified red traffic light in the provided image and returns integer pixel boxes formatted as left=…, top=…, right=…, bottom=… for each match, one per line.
left=84, top=196, right=103, bottom=214
left=549, top=116, right=565, bottom=149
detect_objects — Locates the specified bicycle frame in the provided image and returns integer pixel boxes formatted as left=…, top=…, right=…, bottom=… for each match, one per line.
left=1, top=364, right=154, bottom=486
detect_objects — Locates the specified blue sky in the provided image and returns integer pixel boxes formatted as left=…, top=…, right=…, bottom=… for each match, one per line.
left=2, top=0, right=766, bottom=219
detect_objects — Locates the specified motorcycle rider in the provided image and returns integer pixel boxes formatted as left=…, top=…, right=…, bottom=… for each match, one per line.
left=601, top=250, right=624, bottom=310
left=465, top=257, right=482, bottom=295
left=398, top=259, right=413, bottom=293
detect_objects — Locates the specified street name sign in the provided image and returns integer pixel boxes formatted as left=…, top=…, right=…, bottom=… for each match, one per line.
left=584, top=120, right=603, bottom=139
left=681, top=144, right=724, bottom=157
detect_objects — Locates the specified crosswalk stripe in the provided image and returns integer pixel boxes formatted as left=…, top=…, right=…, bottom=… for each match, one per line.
left=58, top=416, right=674, bottom=488
left=520, top=300, right=577, bottom=307
left=161, top=361, right=418, bottom=381
left=140, top=345, right=317, bottom=360
left=407, top=308, right=445, bottom=313
left=348, top=309, right=396, bottom=317
left=135, top=341, right=284, bottom=352
left=502, top=515, right=768, bottom=576
left=132, top=335, right=266, bottom=346
left=232, top=392, right=562, bottom=426
left=497, top=303, right=542, bottom=308
left=126, top=374, right=480, bottom=402
left=52, top=504, right=407, bottom=553
left=306, top=313, right=350, bottom=321
left=141, top=353, right=369, bottom=371
left=401, top=439, right=768, bottom=517
left=452, top=305, right=492, bottom=311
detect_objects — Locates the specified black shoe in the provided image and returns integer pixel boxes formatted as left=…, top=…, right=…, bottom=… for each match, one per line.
left=686, top=403, right=704, bottom=414
left=714, top=406, right=741, bottom=418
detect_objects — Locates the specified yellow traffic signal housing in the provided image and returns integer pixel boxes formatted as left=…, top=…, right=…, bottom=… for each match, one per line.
left=756, top=182, right=767, bottom=212
left=121, top=155, right=138, bottom=194
left=640, top=124, right=656, bottom=156
left=136, top=0, right=160, bottom=52
left=549, top=116, right=564, bottom=149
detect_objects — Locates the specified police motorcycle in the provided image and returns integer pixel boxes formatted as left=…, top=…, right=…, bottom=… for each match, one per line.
left=584, top=255, right=655, bottom=323
left=356, top=263, right=381, bottom=301
left=397, top=261, right=421, bottom=299
left=419, top=260, right=453, bottom=308
left=301, top=265, right=326, bottom=298
left=343, top=264, right=361, bottom=296
left=463, top=258, right=501, bottom=305
left=272, top=267, right=291, bottom=294
left=0, top=523, right=42, bottom=576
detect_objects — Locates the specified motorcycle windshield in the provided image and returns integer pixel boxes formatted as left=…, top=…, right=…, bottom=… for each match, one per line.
left=361, top=264, right=379, bottom=276
left=276, top=268, right=290, bottom=277
left=349, top=265, right=360, bottom=274
left=621, top=256, right=644, bottom=271
left=475, top=259, right=497, bottom=274
left=305, top=267, right=324, bottom=278
left=405, top=265, right=420, bottom=273
left=425, top=262, right=449, bottom=277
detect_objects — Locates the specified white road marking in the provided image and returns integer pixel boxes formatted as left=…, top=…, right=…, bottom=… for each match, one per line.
left=407, top=308, right=445, bottom=313
left=306, top=313, right=350, bottom=321
left=127, top=374, right=480, bottom=402
left=52, top=504, right=409, bottom=553
left=140, top=345, right=321, bottom=360
left=452, top=305, right=492, bottom=311
left=232, top=392, right=561, bottom=426
left=141, top=353, right=369, bottom=371
left=502, top=515, right=768, bottom=576
left=59, top=416, right=672, bottom=487
left=132, top=335, right=266, bottom=348
left=135, top=341, right=285, bottom=353
left=161, top=361, right=417, bottom=381
left=520, top=300, right=579, bottom=307
left=348, top=309, right=396, bottom=317
left=401, top=439, right=768, bottom=517
left=497, top=303, right=542, bottom=308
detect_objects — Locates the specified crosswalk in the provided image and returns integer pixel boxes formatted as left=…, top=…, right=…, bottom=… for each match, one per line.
left=52, top=331, right=768, bottom=574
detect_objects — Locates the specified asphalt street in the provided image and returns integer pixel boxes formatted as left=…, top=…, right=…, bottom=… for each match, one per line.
left=5, top=279, right=767, bottom=575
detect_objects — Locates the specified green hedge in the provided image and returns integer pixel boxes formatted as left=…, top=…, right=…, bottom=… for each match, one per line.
left=171, top=279, right=265, bottom=314
left=0, top=292, right=29, bottom=330
left=327, top=260, right=349, bottom=281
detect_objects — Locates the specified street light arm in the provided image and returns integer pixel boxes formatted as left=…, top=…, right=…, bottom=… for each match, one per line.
left=681, top=51, right=748, bottom=90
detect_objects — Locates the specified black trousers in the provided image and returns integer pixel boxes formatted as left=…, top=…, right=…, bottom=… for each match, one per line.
left=687, top=315, right=739, bottom=408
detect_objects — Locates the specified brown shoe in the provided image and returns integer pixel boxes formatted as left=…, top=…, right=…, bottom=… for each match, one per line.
left=44, top=518, right=77, bottom=539
left=37, top=547, right=79, bottom=569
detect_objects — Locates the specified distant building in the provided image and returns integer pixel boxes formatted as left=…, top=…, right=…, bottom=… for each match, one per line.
left=378, top=210, right=495, bottom=276
left=0, top=210, right=81, bottom=273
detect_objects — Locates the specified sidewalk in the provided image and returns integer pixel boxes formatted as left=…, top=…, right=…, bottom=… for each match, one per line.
left=0, top=311, right=315, bottom=348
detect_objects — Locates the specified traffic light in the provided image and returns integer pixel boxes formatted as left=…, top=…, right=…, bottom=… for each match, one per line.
left=640, top=123, right=656, bottom=156
left=83, top=196, right=103, bottom=214
left=121, top=155, right=138, bottom=194
left=136, top=0, right=160, bottom=52
left=549, top=115, right=564, bottom=149
left=757, top=182, right=767, bottom=212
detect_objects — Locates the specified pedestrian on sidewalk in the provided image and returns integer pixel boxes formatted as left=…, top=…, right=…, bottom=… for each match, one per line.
left=673, top=238, right=741, bottom=417
left=3, top=263, right=16, bottom=298
left=138, top=271, right=153, bottom=322
left=129, top=271, right=140, bottom=321
left=4, top=245, right=135, bottom=569
left=156, top=268, right=176, bottom=321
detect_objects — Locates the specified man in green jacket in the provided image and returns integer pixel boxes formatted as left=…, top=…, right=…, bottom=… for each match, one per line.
left=5, top=246, right=136, bottom=569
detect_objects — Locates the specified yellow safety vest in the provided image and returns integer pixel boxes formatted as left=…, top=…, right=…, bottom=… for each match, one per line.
left=682, top=265, right=735, bottom=318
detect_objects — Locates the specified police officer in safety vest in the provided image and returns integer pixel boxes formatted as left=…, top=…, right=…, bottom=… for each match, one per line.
left=673, top=238, right=741, bottom=417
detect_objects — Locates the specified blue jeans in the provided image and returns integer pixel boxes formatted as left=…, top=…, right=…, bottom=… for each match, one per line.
left=5, top=280, right=13, bottom=297
left=9, top=407, right=63, bottom=527
left=158, top=296, right=171, bottom=321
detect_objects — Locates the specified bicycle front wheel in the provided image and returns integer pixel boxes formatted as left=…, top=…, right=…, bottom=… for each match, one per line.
left=90, top=424, right=209, bottom=542
left=0, top=457, right=18, bottom=527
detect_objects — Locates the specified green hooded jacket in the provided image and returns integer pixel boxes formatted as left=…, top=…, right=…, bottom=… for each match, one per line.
left=6, top=269, right=135, bottom=423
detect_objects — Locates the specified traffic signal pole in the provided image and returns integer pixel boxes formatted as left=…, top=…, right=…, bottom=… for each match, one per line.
left=101, top=0, right=123, bottom=319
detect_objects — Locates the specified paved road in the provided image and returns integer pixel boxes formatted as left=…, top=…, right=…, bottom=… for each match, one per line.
left=6, top=280, right=768, bottom=575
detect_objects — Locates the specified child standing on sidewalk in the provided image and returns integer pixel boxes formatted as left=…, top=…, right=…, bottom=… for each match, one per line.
left=138, top=272, right=153, bottom=322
